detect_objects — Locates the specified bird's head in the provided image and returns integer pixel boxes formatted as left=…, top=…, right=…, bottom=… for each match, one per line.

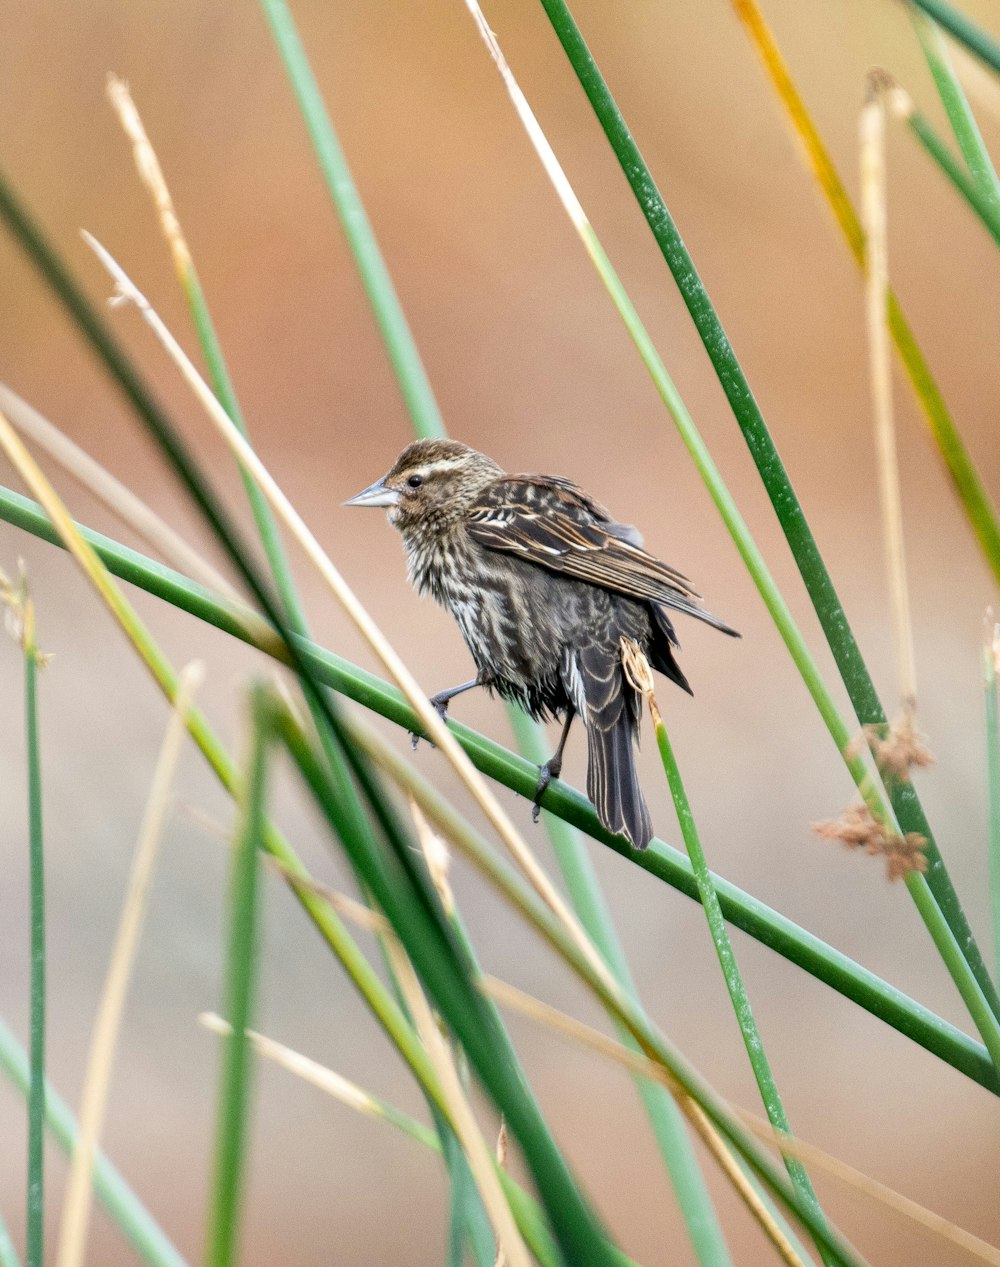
left=344, top=439, right=503, bottom=536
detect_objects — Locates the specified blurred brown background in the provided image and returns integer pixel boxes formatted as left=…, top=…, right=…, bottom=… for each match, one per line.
left=2, top=1, right=999, bottom=1263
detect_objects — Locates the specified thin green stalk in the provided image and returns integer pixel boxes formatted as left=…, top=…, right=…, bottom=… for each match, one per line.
left=908, top=0, right=1000, bottom=78
left=270, top=702, right=624, bottom=1267
left=1, top=483, right=995, bottom=1097
left=206, top=690, right=268, bottom=1267
left=0, top=1216, right=21, bottom=1267
left=911, top=10, right=1000, bottom=212
left=258, top=0, right=445, bottom=440
left=905, top=108, right=1000, bottom=247
left=255, top=1, right=728, bottom=1250
left=275, top=697, right=869, bottom=1267
left=537, top=0, right=1000, bottom=1029
left=509, top=711, right=735, bottom=1267
left=0, top=1015, right=188, bottom=1267
left=443, top=1128, right=494, bottom=1267
left=903, top=870, right=1000, bottom=1071
left=23, top=611, right=44, bottom=1267
left=647, top=701, right=833, bottom=1265
left=154, top=144, right=495, bottom=1256
left=0, top=449, right=571, bottom=1267
left=567, top=209, right=1000, bottom=1065
left=987, top=640, right=1000, bottom=982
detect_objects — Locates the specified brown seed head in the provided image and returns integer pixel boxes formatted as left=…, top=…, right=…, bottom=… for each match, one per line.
left=812, top=802, right=927, bottom=881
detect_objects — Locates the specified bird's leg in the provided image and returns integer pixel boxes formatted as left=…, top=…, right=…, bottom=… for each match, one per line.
left=429, top=678, right=480, bottom=719
left=411, top=678, right=481, bottom=749
left=532, top=708, right=575, bottom=822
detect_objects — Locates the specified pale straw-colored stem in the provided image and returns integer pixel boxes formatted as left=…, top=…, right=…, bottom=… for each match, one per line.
left=105, top=76, right=192, bottom=276
left=81, top=231, right=622, bottom=1002
left=199, top=1013, right=437, bottom=1150
left=0, top=382, right=239, bottom=602
left=382, top=936, right=531, bottom=1267
left=484, top=975, right=1000, bottom=1266
left=482, top=977, right=808, bottom=1266
left=861, top=74, right=918, bottom=716
left=55, top=663, right=203, bottom=1267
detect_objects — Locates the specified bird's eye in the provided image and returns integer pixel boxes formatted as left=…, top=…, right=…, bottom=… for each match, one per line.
left=407, top=474, right=424, bottom=489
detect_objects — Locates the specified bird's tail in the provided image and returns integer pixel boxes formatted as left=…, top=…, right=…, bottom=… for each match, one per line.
left=580, top=645, right=653, bottom=849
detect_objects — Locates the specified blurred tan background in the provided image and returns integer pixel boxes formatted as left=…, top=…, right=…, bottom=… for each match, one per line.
left=2, top=1, right=999, bottom=1263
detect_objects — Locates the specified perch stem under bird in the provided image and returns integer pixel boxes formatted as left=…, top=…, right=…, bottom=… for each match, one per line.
left=345, top=440, right=739, bottom=849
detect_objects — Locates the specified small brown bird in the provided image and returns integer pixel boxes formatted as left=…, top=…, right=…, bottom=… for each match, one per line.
left=345, top=439, right=739, bottom=848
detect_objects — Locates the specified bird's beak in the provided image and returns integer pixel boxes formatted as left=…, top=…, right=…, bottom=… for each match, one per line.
left=342, top=477, right=400, bottom=508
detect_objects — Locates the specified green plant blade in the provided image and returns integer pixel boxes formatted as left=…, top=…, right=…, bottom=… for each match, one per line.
left=908, top=0, right=1000, bottom=77
left=0, top=1016, right=188, bottom=1267
left=911, top=10, right=1000, bottom=212
left=905, top=108, right=1000, bottom=247
left=23, top=621, right=45, bottom=1267
left=649, top=707, right=833, bottom=1265
left=534, top=0, right=1000, bottom=1027
left=206, top=690, right=268, bottom=1267
left=0, top=1215, right=20, bottom=1267
left=272, top=701, right=625, bottom=1267
left=258, top=0, right=445, bottom=441
left=1, top=481, right=994, bottom=1094
left=508, top=711, right=735, bottom=1267
left=986, top=643, right=1000, bottom=983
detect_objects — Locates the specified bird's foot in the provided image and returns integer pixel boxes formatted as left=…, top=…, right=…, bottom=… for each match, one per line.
left=410, top=694, right=451, bottom=750
left=532, top=758, right=562, bottom=822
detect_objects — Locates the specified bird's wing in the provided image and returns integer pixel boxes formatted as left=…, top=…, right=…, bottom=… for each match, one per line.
left=466, top=476, right=737, bottom=635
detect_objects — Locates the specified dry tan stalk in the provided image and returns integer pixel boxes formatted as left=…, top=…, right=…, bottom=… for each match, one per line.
left=484, top=976, right=1000, bottom=1265
left=0, top=382, right=240, bottom=602
left=481, top=977, right=806, bottom=1264
left=0, top=562, right=50, bottom=664
left=81, top=235, right=624, bottom=1010
left=381, top=936, right=531, bottom=1267
left=106, top=76, right=192, bottom=276
left=743, top=1119, right=1000, bottom=1267
left=861, top=72, right=918, bottom=720
left=56, top=662, right=204, bottom=1267
left=684, top=1100, right=807, bottom=1267
left=408, top=794, right=454, bottom=917
left=199, top=1013, right=384, bottom=1122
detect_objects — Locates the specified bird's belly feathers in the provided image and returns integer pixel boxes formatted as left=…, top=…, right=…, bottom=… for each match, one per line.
left=416, top=546, right=566, bottom=716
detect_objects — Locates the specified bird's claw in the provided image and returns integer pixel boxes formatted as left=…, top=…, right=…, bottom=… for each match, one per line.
left=532, top=761, right=559, bottom=823
left=411, top=696, right=451, bottom=750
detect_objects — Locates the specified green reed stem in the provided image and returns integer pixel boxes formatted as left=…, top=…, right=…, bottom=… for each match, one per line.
left=272, top=700, right=625, bottom=1267
left=275, top=695, right=867, bottom=1267
left=23, top=617, right=44, bottom=1267
left=153, top=117, right=497, bottom=1261
left=903, top=869, right=1000, bottom=1071
left=569, top=206, right=1000, bottom=1065
left=905, top=109, right=1000, bottom=247
left=649, top=706, right=833, bottom=1264
left=537, top=0, right=1000, bottom=1031
left=985, top=644, right=1000, bottom=982
left=258, top=0, right=445, bottom=440
left=908, top=0, right=1000, bottom=77
left=0, top=1216, right=20, bottom=1267
left=508, top=710, right=735, bottom=1266
left=206, top=691, right=267, bottom=1267
left=1, top=481, right=994, bottom=1093
left=0, top=1015, right=188, bottom=1267
left=255, top=0, right=728, bottom=1250
left=911, top=10, right=1000, bottom=212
